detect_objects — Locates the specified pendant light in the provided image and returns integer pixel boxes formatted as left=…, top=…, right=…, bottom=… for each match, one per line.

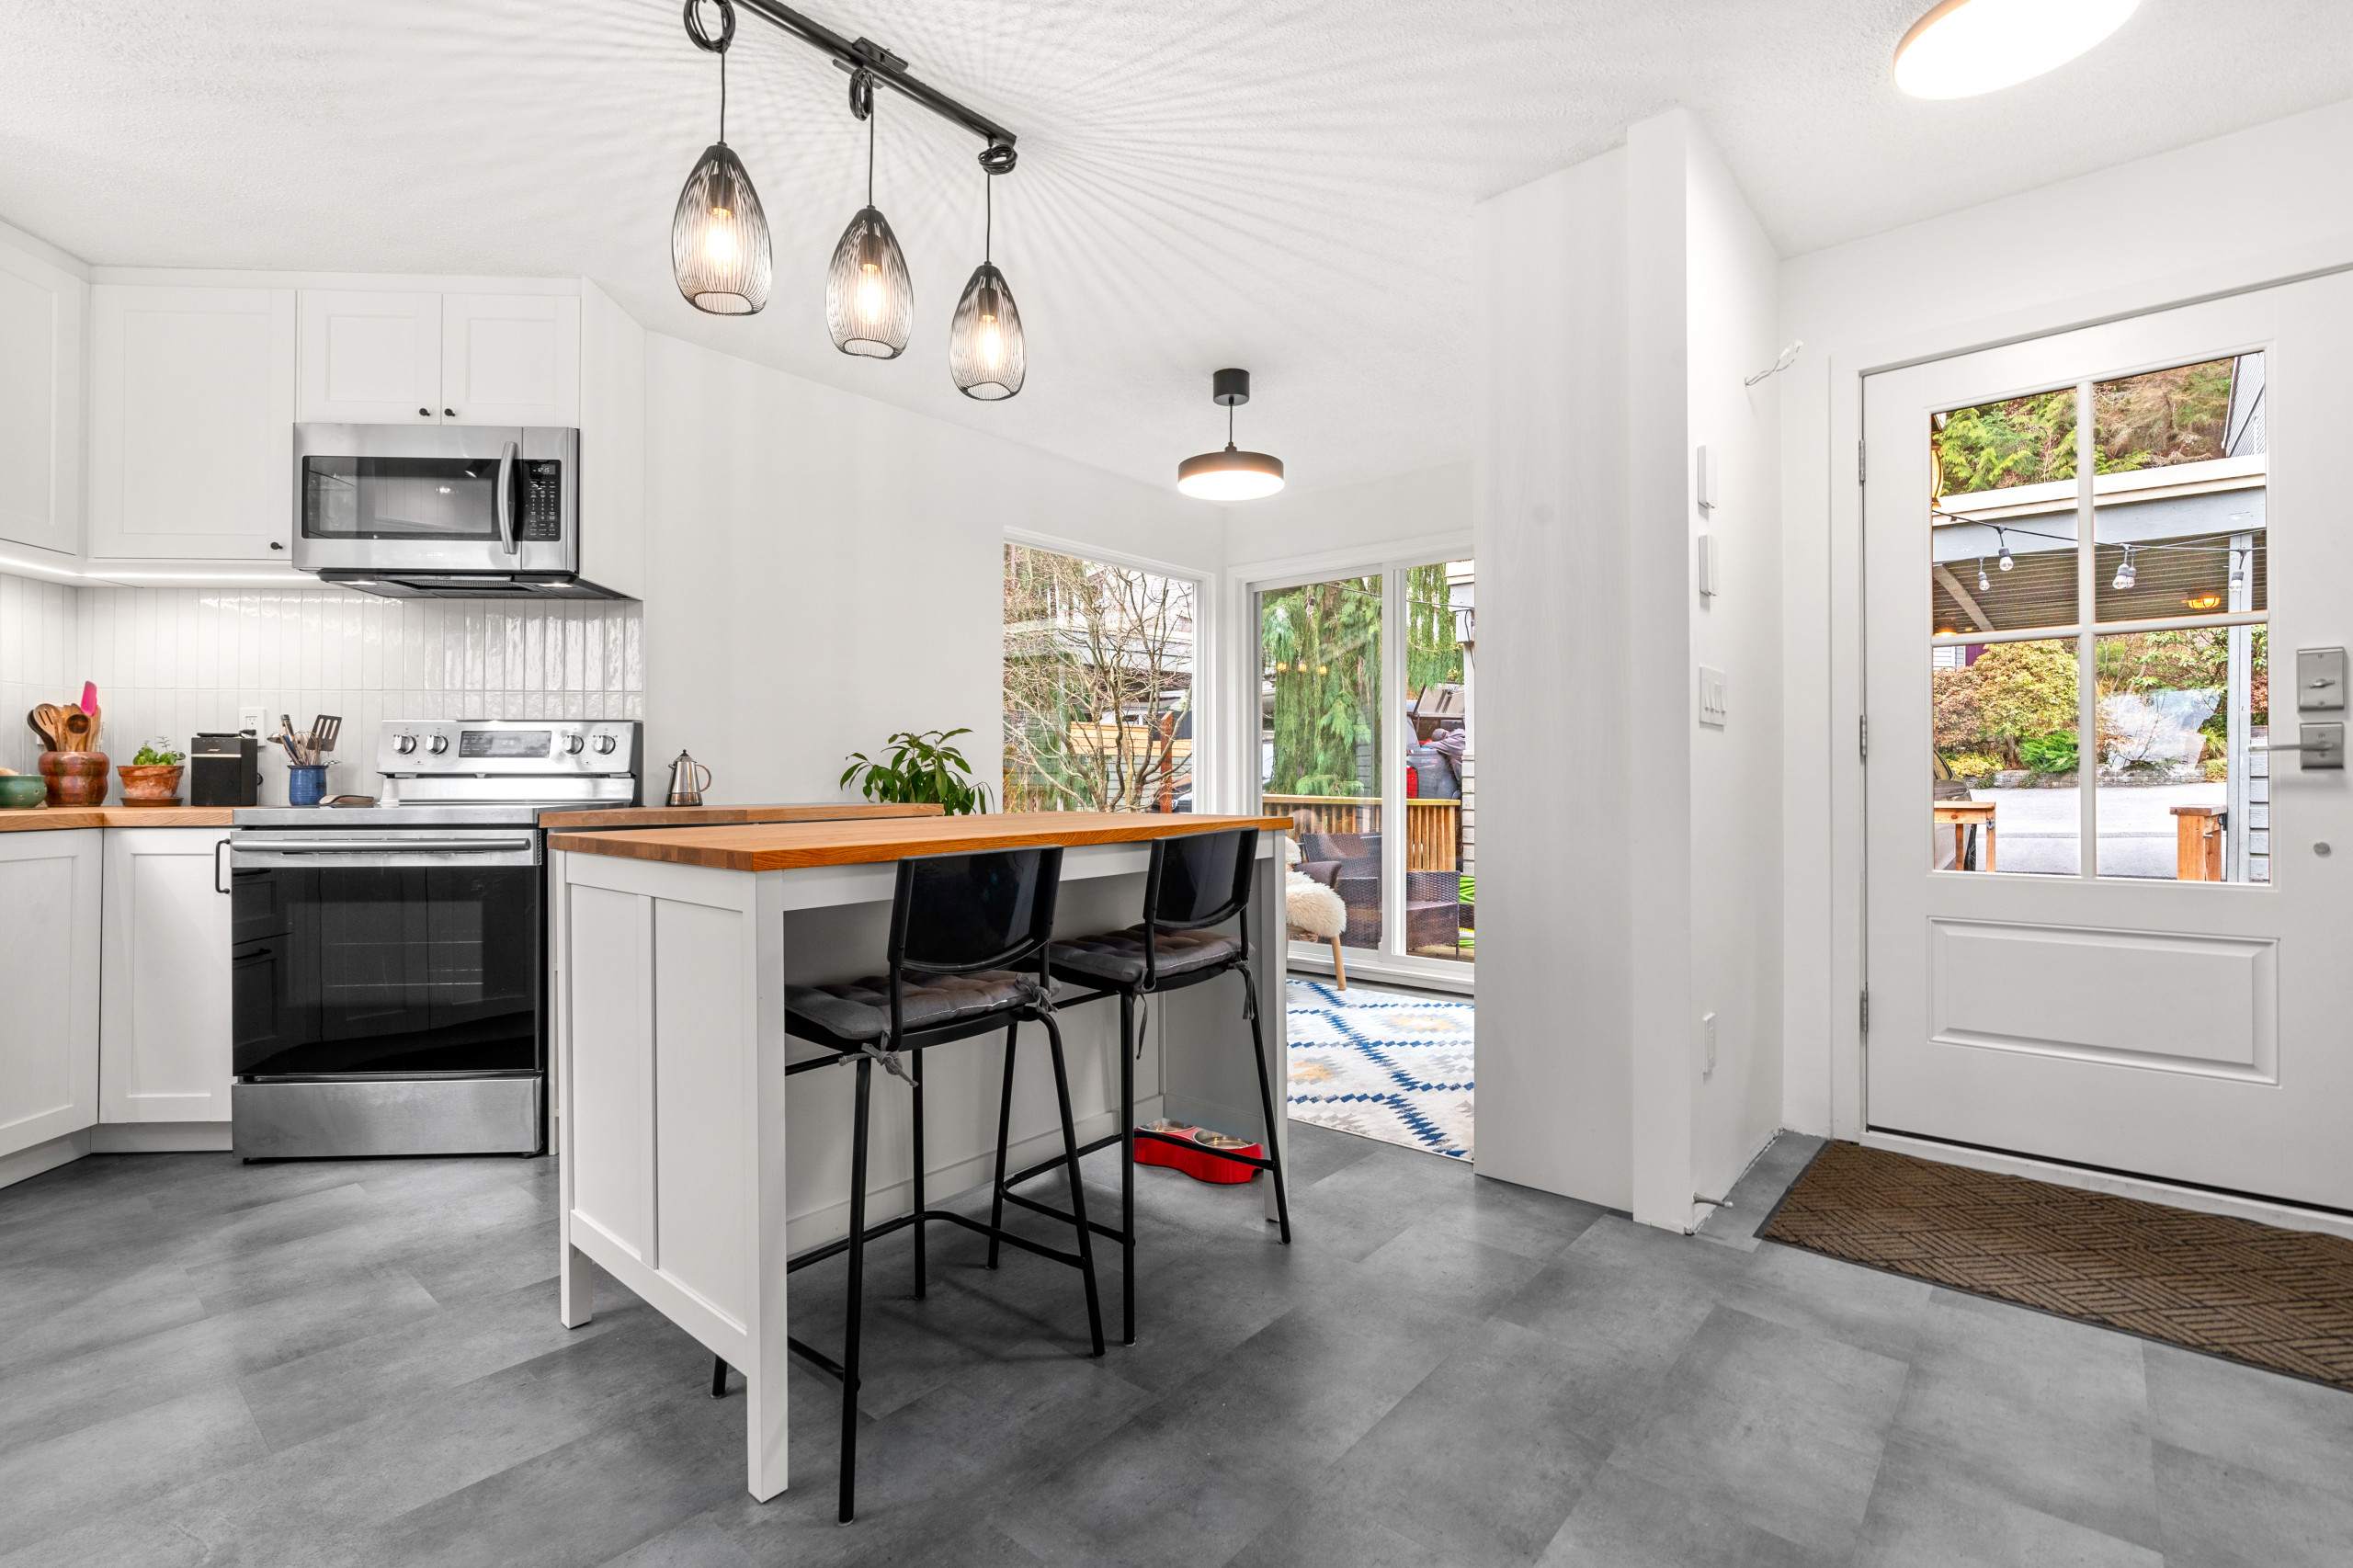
left=2111, top=544, right=2137, bottom=591
left=1995, top=527, right=2014, bottom=571
left=949, top=144, right=1025, bottom=400
left=1893, top=0, right=2139, bottom=99
left=825, top=70, right=914, bottom=358
left=1177, top=369, right=1285, bottom=500
left=671, top=0, right=772, bottom=315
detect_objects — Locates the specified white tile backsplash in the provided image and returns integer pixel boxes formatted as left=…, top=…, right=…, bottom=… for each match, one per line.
left=0, top=574, right=642, bottom=801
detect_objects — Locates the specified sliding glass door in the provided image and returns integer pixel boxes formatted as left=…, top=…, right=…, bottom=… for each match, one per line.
left=1258, top=558, right=1474, bottom=983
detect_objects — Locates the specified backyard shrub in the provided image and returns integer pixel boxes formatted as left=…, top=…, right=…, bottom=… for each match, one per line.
left=2018, top=731, right=2079, bottom=775
left=1945, top=753, right=2001, bottom=781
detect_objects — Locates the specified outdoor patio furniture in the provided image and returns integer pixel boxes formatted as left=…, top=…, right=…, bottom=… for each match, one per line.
left=2171, top=804, right=2225, bottom=881
left=1935, top=800, right=1997, bottom=871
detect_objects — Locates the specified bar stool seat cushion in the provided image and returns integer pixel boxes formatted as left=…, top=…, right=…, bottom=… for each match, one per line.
left=1048, top=926, right=1242, bottom=986
left=786, top=971, right=1034, bottom=1043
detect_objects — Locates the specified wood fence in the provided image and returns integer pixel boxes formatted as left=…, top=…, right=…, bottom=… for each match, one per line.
left=1263, top=793, right=1461, bottom=871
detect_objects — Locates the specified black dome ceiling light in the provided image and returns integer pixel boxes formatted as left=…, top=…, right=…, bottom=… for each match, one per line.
left=949, top=142, right=1024, bottom=400
left=824, top=68, right=915, bottom=358
left=671, top=0, right=773, bottom=315
left=1177, top=369, right=1285, bottom=500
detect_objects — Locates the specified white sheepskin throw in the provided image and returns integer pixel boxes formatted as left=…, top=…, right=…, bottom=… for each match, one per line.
left=1286, top=871, right=1347, bottom=939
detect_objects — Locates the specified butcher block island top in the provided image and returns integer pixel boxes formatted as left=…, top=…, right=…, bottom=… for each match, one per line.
left=0, top=806, right=234, bottom=831
left=536, top=801, right=943, bottom=829
left=548, top=810, right=1295, bottom=873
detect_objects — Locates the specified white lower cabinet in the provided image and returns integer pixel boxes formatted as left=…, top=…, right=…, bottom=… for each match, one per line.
left=99, top=828, right=234, bottom=1133
left=0, top=831, right=102, bottom=1162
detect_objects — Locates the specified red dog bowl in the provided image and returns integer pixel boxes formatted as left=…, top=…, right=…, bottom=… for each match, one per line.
left=1134, top=1122, right=1261, bottom=1184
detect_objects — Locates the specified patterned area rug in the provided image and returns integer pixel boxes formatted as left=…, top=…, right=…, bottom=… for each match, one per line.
left=1285, top=980, right=1473, bottom=1160
left=1762, top=1140, right=2353, bottom=1391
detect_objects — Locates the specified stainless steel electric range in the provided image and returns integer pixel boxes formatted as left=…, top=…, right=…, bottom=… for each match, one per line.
left=228, top=718, right=642, bottom=1159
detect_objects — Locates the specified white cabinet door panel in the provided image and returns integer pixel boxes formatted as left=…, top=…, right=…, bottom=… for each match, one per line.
left=89, top=285, right=297, bottom=560
left=0, top=831, right=101, bottom=1158
left=441, top=293, right=579, bottom=426
left=100, top=829, right=233, bottom=1125
left=0, top=240, right=84, bottom=556
left=299, top=290, right=442, bottom=425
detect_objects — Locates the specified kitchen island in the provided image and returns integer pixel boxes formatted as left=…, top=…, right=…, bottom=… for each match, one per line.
left=546, top=812, right=1293, bottom=1501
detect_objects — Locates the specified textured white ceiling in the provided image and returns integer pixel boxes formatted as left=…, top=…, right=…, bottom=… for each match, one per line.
left=2, top=1, right=2347, bottom=496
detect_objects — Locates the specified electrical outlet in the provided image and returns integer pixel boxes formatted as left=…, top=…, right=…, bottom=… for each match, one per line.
left=1701, top=1012, right=1718, bottom=1078
left=239, top=706, right=267, bottom=736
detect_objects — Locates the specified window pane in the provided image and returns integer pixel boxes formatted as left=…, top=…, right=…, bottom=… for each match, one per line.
left=1930, top=388, right=2080, bottom=636
left=1931, top=637, right=2081, bottom=875
left=2093, top=355, right=2265, bottom=623
left=2093, top=628, right=2266, bottom=881
left=1002, top=544, right=1194, bottom=812
left=1263, top=576, right=1383, bottom=950
left=1404, top=561, right=1473, bottom=964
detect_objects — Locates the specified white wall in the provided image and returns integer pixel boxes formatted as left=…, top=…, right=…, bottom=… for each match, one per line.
left=639, top=332, right=1215, bottom=809
left=1777, top=95, right=2353, bottom=1138
left=1222, top=461, right=1470, bottom=578
left=1474, top=109, right=1782, bottom=1227
left=0, top=572, right=78, bottom=776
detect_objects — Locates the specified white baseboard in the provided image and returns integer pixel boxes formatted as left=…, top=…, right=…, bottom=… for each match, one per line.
left=1860, top=1131, right=2353, bottom=1243
left=1287, top=953, right=1475, bottom=996
left=91, top=1121, right=234, bottom=1153
left=0, top=1130, right=90, bottom=1191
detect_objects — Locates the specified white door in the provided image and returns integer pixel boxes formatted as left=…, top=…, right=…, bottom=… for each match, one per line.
left=298, top=290, right=443, bottom=425
left=87, top=284, right=297, bottom=560
left=1864, top=276, right=2353, bottom=1210
left=99, top=829, right=234, bottom=1126
left=0, top=830, right=101, bottom=1160
left=440, top=292, right=580, bottom=426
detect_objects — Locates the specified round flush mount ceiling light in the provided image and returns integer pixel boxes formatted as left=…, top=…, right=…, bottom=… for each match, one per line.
left=1177, top=369, right=1285, bottom=501
left=1893, top=0, right=2139, bottom=99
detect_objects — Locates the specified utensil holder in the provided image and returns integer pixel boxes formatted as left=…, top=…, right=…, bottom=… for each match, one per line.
left=288, top=765, right=327, bottom=807
left=40, top=751, right=109, bottom=807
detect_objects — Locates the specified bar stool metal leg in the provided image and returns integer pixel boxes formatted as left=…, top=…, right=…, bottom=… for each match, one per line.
left=1118, top=990, right=1137, bottom=1345
left=1245, top=982, right=1293, bottom=1245
left=1042, top=1013, right=1107, bottom=1358
left=986, top=1018, right=1017, bottom=1271
left=911, top=1051, right=926, bottom=1299
left=840, top=1055, right=873, bottom=1524
left=709, top=1356, right=727, bottom=1398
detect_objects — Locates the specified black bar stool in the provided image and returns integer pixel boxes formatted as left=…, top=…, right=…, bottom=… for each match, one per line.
left=991, top=826, right=1291, bottom=1346
left=706, top=844, right=1104, bottom=1525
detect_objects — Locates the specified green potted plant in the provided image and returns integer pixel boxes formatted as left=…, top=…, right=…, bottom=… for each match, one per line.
left=840, top=728, right=991, bottom=815
left=119, top=739, right=188, bottom=805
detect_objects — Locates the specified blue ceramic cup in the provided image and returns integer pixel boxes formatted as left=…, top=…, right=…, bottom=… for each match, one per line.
left=289, top=765, right=327, bottom=807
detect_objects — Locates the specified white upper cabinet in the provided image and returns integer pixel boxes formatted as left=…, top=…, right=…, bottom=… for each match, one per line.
left=441, top=292, right=579, bottom=426
left=297, top=290, right=443, bottom=424
left=0, top=237, right=85, bottom=557
left=88, top=284, right=297, bottom=561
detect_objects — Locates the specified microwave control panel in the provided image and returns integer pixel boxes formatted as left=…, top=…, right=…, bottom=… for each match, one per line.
left=520, top=462, right=563, bottom=541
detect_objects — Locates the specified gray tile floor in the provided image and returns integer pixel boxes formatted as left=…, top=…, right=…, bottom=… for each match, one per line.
left=3, top=1123, right=2350, bottom=1567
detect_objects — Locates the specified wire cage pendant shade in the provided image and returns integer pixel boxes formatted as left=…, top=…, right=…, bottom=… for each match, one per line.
left=949, top=264, right=1023, bottom=400
left=826, top=206, right=915, bottom=357
left=673, top=142, right=773, bottom=314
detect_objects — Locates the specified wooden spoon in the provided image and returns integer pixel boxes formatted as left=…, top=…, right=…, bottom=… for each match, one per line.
left=32, top=704, right=65, bottom=750
left=61, top=710, right=93, bottom=752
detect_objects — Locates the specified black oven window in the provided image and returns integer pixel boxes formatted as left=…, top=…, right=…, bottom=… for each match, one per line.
left=233, top=864, right=540, bottom=1078
left=302, top=457, right=508, bottom=540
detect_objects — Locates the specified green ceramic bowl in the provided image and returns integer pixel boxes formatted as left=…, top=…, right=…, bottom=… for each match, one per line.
left=0, top=775, right=46, bottom=809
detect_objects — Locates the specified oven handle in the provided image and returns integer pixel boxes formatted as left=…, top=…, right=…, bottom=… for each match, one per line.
left=234, top=836, right=536, bottom=856
left=495, top=440, right=519, bottom=556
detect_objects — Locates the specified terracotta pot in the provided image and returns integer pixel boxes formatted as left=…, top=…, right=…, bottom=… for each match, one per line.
left=118, top=762, right=185, bottom=804
left=40, top=751, right=109, bottom=807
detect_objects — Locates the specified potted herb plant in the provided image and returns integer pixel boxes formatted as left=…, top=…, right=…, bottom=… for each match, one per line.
left=119, top=739, right=188, bottom=805
left=840, top=728, right=991, bottom=815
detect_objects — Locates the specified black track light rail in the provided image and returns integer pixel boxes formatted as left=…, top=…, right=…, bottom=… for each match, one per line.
left=718, top=0, right=1018, bottom=161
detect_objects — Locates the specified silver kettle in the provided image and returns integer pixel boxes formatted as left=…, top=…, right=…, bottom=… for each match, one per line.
left=665, top=749, right=712, bottom=808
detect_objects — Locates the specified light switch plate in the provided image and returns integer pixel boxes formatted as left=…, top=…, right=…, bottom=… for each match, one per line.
left=1701, top=1011, right=1717, bottom=1078
left=1699, top=665, right=1729, bottom=727
left=1698, top=532, right=1720, bottom=598
left=1696, top=445, right=1716, bottom=513
left=2296, top=646, right=2346, bottom=712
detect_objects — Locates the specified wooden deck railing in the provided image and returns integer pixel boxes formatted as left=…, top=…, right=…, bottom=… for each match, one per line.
left=1264, top=793, right=1461, bottom=871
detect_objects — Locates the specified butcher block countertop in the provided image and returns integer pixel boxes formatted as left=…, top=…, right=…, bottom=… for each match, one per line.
left=536, top=802, right=944, bottom=829
left=0, top=806, right=234, bottom=831
left=549, top=811, right=1295, bottom=873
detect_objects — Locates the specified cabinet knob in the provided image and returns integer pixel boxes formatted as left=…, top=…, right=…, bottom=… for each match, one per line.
left=418, top=407, right=431, bottom=417
left=270, top=540, right=284, bottom=550
left=444, top=408, right=456, bottom=418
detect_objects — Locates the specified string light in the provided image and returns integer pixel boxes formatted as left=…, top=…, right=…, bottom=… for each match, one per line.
left=1977, top=557, right=1990, bottom=593
left=2111, top=544, right=2136, bottom=591
left=1995, top=528, right=2014, bottom=571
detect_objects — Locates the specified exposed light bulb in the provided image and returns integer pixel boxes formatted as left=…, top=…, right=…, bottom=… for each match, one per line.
left=702, top=211, right=737, bottom=265
left=1977, top=558, right=1990, bottom=593
left=979, top=316, right=1003, bottom=369
left=1996, top=529, right=2014, bottom=571
left=1894, top=0, right=2140, bottom=99
left=2229, top=549, right=2246, bottom=589
left=857, top=267, right=884, bottom=324
left=2112, top=546, right=2136, bottom=591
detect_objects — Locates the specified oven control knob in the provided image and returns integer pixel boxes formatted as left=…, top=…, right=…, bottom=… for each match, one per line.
left=394, top=734, right=417, bottom=755
left=594, top=734, right=618, bottom=755
left=427, top=735, right=449, bottom=755
left=564, top=733, right=585, bottom=755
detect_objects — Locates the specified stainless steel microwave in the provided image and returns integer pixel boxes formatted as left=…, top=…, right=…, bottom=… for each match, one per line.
left=292, top=424, right=620, bottom=599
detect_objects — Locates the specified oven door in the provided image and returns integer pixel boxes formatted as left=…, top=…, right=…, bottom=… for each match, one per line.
left=229, top=830, right=541, bottom=1081
left=291, top=424, right=577, bottom=577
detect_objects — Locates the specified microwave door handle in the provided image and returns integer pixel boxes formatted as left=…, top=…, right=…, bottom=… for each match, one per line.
left=495, top=440, right=519, bottom=555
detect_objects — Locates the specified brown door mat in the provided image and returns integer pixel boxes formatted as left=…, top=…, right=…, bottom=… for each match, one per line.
left=1759, top=1140, right=2353, bottom=1391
